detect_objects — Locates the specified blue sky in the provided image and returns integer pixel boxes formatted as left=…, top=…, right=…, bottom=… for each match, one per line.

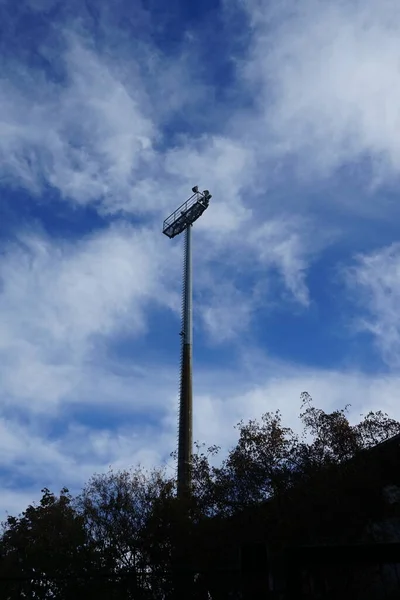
left=2, top=0, right=400, bottom=515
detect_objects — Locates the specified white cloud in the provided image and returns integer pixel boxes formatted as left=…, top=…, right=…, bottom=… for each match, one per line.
left=3, top=354, right=400, bottom=518
left=0, top=487, right=48, bottom=520
left=0, top=224, right=181, bottom=411
left=346, top=243, right=400, bottom=367
left=242, top=0, right=400, bottom=183
left=0, top=407, right=178, bottom=517
left=194, top=361, right=400, bottom=450
left=0, top=14, right=324, bottom=320
left=0, top=29, right=223, bottom=220
left=0, top=35, right=158, bottom=207
left=0, top=220, right=184, bottom=517
left=200, top=282, right=253, bottom=342
left=164, top=136, right=254, bottom=235
left=0, top=0, right=383, bottom=520
left=247, top=217, right=314, bottom=306
left=194, top=216, right=318, bottom=341
left=0, top=215, right=317, bottom=517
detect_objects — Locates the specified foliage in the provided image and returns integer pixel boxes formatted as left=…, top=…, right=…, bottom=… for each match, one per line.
left=0, top=487, right=101, bottom=599
left=76, top=466, right=176, bottom=599
left=1, top=395, right=400, bottom=598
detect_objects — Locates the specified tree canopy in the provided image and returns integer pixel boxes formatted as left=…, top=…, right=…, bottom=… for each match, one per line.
left=1, top=395, right=400, bottom=598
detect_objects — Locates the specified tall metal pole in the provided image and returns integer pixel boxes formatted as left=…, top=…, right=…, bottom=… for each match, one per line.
left=162, top=186, right=211, bottom=501
left=177, top=223, right=193, bottom=499
left=162, top=188, right=211, bottom=598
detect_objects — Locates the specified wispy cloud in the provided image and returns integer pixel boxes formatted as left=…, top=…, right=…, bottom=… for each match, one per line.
left=346, top=243, right=400, bottom=367
left=0, top=35, right=157, bottom=207
left=2, top=349, right=398, bottom=517
left=2, top=0, right=399, bottom=518
left=242, top=0, right=400, bottom=184
left=0, top=224, right=181, bottom=411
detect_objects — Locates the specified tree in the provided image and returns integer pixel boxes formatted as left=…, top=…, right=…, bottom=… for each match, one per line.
left=0, top=487, right=102, bottom=599
left=2, top=395, right=400, bottom=599
left=201, top=393, right=400, bottom=520
left=190, top=393, right=400, bottom=595
left=76, top=465, right=177, bottom=599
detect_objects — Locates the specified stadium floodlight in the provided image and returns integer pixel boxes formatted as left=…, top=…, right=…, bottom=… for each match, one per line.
left=162, top=187, right=211, bottom=499
left=162, top=187, right=211, bottom=240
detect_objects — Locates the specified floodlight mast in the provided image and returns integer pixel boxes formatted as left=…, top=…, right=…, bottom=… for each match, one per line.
left=162, top=187, right=212, bottom=500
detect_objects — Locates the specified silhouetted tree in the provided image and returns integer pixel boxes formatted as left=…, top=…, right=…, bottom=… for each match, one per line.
left=76, top=465, right=176, bottom=599
left=0, top=487, right=103, bottom=599
left=2, top=395, right=400, bottom=599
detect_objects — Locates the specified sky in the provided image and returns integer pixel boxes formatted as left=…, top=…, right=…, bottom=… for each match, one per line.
left=1, top=0, right=400, bottom=516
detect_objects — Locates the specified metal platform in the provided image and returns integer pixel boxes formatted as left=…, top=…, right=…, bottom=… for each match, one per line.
left=162, top=192, right=210, bottom=239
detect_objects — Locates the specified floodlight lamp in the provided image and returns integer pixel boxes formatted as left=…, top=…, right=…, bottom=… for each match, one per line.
left=162, top=186, right=212, bottom=238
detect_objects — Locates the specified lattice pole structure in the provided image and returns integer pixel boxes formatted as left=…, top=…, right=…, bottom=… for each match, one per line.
left=177, top=223, right=193, bottom=499
left=162, top=187, right=212, bottom=499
